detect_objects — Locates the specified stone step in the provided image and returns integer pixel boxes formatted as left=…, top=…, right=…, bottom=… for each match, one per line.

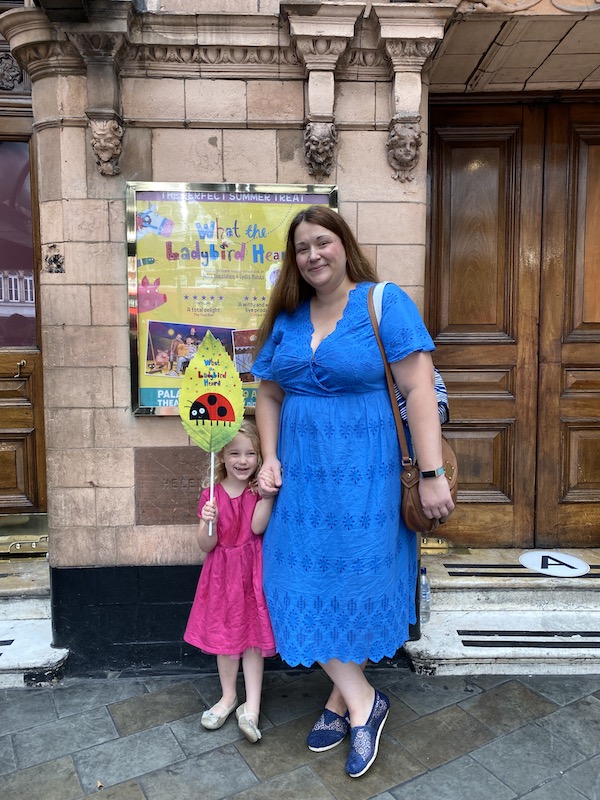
left=408, top=548, right=600, bottom=676
left=0, top=618, right=69, bottom=688
left=0, top=558, right=67, bottom=685
left=424, top=548, right=599, bottom=611
left=404, top=610, right=600, bottom=676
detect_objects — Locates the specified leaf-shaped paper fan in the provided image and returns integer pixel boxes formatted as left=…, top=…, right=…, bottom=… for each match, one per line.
left=179, top=331, right=245, bottom=536
left=179, top=330, right=245, bottom=452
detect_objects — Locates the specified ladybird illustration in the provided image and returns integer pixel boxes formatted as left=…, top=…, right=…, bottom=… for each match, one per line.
left=189, top=393, right=236, bottom=425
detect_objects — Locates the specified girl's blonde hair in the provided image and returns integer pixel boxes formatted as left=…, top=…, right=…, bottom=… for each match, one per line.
left=254, top=205, right=379, bottom=352
left=203, top=418, right=263, bottom=487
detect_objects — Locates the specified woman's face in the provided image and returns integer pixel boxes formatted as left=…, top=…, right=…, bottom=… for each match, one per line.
left=293, top=221, right=348, bottom=292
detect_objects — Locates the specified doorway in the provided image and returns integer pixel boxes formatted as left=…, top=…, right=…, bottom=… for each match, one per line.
left=0, top=138, right=47, bottom=555
left=427, top=101, right=600, bottom=549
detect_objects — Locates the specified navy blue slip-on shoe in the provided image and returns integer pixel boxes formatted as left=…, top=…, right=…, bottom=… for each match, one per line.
left=307, top=708, right=350, bottom=752
left=345, top=690, right=390, bottom=778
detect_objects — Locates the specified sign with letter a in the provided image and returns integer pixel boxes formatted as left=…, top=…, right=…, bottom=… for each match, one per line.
left=519, top=551, right=590, bottom=577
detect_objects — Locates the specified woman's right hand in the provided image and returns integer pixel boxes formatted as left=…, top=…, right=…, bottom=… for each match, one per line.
left=258, top=456, right=282, bottom=497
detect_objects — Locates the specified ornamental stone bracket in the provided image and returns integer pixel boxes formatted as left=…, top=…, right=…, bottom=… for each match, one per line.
left=68, top=33, right=127, bottom=176
left=283, top=3, right=366, bottom=179
left=371, top=3, right=455, bottom=181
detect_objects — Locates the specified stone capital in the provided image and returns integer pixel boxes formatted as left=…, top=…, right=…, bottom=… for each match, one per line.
left=284, top=3, right=365, bottom=72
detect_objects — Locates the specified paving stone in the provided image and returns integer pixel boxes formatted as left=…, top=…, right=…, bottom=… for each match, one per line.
left=562, top=753, right=600, bottom=800
left=391, top=705, right=495, bottom=769
left=0, top=755, right=82, bottom=800
left=139, top=744, right=257, bottom=800
left=471, top=722, right=586, bottom=795
left=89, top=781, right=146, bottom=800
left=52, top=676, right=148, bottom=717
left=228, top=764, right=334, bottom=799
left=234, top=712, right=317, bottom=780
left=520, top=675, right=600, bottom=706
left=0, top=733, right=16, bottom=776
left=311, top=733, right=424, bottom=800
left=260, top=669, right=331, bottom=726
left=386, top=673, right=483, bottom=715
left=388, top=755, right=516, bottom=800
left=108, top=680, right=203, bottom=736
left=0, top=688, right=57, bottom=735
left=536, top=695, right=600, bottom=757
left=73, top=724, right=186, bottom=794
left=13, top=705, right=118, bottom=769
left=458, top=679, right=559, bottom=734
left=519, top=777, right=593, bottom=799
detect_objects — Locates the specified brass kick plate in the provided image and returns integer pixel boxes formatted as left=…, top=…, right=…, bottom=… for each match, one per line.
left=421, top=536, right=449, bottom=553
left=0, top=534, right=48, bottom=555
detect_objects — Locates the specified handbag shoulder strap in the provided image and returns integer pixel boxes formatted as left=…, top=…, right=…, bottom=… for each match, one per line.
left=367, top=284, right=413, bottom=466
left=372, top=280, right=389, bottom=324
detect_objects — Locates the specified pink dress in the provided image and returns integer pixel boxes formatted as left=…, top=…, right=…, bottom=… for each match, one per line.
left=184, top=483, right=276, bottom=658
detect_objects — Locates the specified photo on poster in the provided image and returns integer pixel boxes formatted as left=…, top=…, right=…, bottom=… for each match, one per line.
left=145, top=320, right=234, bottom=379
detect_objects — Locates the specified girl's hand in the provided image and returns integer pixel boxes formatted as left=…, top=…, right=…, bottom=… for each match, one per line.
left=200, top=499, right=218, bottom=524
left=418, top=475, right=455, bottom=521
left=258, top=457, right=282, bottom=497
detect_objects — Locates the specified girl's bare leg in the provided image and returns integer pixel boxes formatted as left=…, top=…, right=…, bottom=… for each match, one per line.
left=213, top=653, right=240, bottom=709
left=241, top=648, right=264, bottom=716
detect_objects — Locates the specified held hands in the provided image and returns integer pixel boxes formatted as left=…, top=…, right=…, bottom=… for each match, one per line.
left=418, top=474, right=455, bottom=521
left=258, top=456, right=282, bottom=498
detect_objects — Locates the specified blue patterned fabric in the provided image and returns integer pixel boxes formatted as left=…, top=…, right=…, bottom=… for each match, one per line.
left=252, top=281, right=435, bottom=667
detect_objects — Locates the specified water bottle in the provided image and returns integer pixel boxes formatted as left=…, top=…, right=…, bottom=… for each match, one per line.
left=419, top=567, right=431, bottom=624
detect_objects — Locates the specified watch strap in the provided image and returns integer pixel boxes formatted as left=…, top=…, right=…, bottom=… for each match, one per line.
left=420, top=466, right=445, bottom=478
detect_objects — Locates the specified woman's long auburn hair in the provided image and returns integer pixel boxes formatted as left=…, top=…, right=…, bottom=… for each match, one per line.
left=254, top=206, right=379, bottom=352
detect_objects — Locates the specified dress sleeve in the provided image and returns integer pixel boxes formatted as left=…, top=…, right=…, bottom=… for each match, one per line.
left=379, top=282, right=435, bottom=363
left=197, top=486, right=210, bottom=519
left=250, top=315, right=284, bottom=381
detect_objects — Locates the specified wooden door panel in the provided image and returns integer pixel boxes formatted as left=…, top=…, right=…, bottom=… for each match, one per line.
left=428, top=105, right=544, bottom=548
left=0, top=351, right=45, bottom=511
left=536, top=105, right=600, bottom=547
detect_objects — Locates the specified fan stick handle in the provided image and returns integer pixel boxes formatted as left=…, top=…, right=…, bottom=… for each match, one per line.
left=208, top=451, right=215, bottom=536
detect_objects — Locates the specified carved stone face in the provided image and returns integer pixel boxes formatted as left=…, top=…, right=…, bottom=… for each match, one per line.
left=305, top=123, right=335, bottom=162
left=389, top=125, right=420, bottom=168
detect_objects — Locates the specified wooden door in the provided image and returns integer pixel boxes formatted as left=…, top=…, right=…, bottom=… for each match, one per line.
left=428, top=101, right=600, bottom=549
left=427, top=104, right=544, bottom=548
left=0, top=138, right=46, bottom=514
left=536, top=104, right=600, bottom=547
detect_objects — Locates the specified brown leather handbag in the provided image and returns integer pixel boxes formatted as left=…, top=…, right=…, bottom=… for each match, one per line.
left=368, top=285, right=458, bottom=533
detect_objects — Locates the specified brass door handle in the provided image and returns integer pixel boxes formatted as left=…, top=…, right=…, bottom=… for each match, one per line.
left=14, top=359, right=26, bottom=378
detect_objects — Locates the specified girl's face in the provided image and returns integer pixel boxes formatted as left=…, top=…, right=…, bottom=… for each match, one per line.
left=293, top=221, right=348, bottom=292
left=223, top=432, right=259, bottom=484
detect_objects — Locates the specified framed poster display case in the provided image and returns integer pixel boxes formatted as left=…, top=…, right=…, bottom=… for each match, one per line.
left=127, top=182, right=337, bottom=415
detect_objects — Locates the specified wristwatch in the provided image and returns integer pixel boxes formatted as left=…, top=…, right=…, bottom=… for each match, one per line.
left=419, top=466, right=445, bottom=478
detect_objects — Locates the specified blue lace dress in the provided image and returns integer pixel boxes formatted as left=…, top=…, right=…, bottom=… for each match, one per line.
left=251, top=281, right=435, bottom=667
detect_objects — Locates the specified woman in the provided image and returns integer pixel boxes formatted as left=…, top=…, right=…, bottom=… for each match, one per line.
left=252, top=206, right=453, bottom=778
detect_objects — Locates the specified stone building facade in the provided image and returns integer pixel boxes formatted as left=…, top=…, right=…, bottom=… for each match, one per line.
left=1, top=0, right=599, bottom=670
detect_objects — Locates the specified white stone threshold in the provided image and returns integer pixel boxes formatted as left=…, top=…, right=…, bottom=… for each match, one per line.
left=0, top=618, right=69, bottom=688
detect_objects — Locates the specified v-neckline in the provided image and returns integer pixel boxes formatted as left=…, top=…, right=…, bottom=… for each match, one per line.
left=308, top=285, right=358, bottom=356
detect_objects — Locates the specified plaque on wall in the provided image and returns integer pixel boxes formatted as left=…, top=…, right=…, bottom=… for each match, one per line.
left=134, top=446, right=211, bottom=525
left=127, top=182, right=337, bottom=415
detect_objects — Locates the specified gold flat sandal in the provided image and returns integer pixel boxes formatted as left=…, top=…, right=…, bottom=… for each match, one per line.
left=201, top=696, right=238, bottom=730
left=236, top=703, right=261, bottom=742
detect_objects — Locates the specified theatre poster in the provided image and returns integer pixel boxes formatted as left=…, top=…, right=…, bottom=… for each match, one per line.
left=127, top=182, right=337, bottom=414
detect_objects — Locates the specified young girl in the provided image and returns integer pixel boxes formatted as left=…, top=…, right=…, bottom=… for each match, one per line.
left=184, top=420, right=275, bottom=743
